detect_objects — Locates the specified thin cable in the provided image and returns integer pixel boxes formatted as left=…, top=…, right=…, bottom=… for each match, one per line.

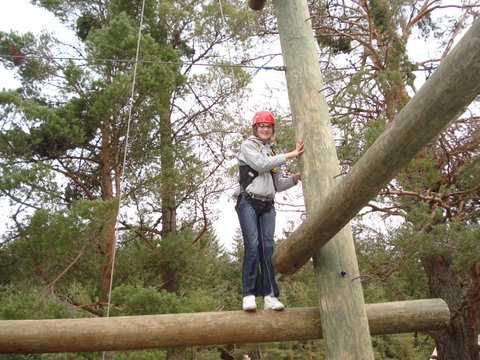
left=102, top=1, right=146, bottom=356
left=0, top=54, right=285, bottom=71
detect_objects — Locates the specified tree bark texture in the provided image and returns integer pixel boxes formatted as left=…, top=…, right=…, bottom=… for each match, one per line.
left=467, top=263, right=480, bottom=360
left=98, top=114, right=118, bottom=305
left=422, top=255, right=472, bottom=359
left=159, top=106, right=177, bottom=238
left=273, top=16, right=480, bottom=276
left=273, top=0, right=373, bottom=358
left=0, top=299, right=449, bottom=354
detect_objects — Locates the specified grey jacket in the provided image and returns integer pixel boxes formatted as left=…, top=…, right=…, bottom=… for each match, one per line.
left=235, top=136, right=298, bottom=200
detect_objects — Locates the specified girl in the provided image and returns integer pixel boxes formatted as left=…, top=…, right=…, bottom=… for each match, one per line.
left=235, top=111, right=304, bottom=311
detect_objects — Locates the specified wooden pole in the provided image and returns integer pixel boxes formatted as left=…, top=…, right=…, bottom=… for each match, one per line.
left=248, top=0, right=267, bottom=10
left=273, top=0, right=374, bottom=358
left=0, top=299, right=449, bottom=354
left=273, top=16, right=480, bottom=276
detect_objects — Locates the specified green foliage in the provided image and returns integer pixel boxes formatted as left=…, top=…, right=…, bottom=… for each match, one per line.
left=0, top=31, right=60, bottom=97
left=63, top=60, right=84, bottom=87
left=0, top=286, right=79, bottom=320
left=400, top=57, right=417, bottom=86
left=397, top=155, right=443, bottom=190
left=1, top=199, right=117, bottom=289
left=76, top=12, right=101, bottom=41
left=110, top=285, right=184, bottom=315
left=357, top=237, right=429, bottom=303
left=112, top=229, right=243, bottom=311
left=363, top=117, right=388, bottom=152
left=278, top=265, right=318, bottom=308
left=358, top=214, right=480, bottom=308
left=110, top=349, right=166, bottom=360
left=416, top=13, right=437, bottom=39
left=372, top=334, right=434, bottom=359
left=369, top=0, right=393, bottom=36
left=396, top=221, right=480, bottom=269
left=311, top=2, right=352, bottom=54
left=30, top=115, right=86, bottom=158
left=348, top=70, right=371, bottom=88
left=113, top=233, right=198, bottom=293
left=316, top=35, right=352, bottom=54
left=86, top=13, right=138, bottom=61
left=0, top=92, right=94, bottom=159
left=0, top=159, right=52, bottom=193
left=228, top=341, right=323, bottom=360
left=456, top=153, right=480, bottom=190
left=0, top=353, right=93, bottom=360
left=271, top=114, right=303, bottom=174
left=377, top=68, right=406, bottom=91
left=334, top=114, right=388, bottom=167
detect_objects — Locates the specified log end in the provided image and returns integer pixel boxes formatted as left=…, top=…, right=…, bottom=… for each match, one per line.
left=248, top=0, right=267, bottom=11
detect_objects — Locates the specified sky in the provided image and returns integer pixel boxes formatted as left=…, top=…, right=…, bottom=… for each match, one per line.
left=0, top=0, right=57, bottom=30
left=0, top=0, right=80, bottom=88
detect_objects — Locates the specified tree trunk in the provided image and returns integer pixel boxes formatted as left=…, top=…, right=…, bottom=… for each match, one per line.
left=422, top=255, right=470, bottom=359
left=98, top=115, right=118, bottom=305
left=467, top=262, right=479, bottom=360
left=98, top=221, right=117, bottom=305
left=158, top=102, right=183, bottom=360
left=159, top=105, right=177, bottom=238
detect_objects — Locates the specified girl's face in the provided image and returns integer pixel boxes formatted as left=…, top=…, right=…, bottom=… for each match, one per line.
left=255, top=123, right=274, bottom=141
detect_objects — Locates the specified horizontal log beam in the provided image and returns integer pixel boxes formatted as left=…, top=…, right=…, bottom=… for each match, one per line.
left=0, top=299, right=449, bottom=354
left=272, top=16, right=480, bottom=275
left=248, top=0, right=267, bottom=10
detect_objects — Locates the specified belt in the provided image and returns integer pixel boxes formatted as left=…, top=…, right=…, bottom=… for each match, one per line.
left=244, top=192, right=273, bottom=202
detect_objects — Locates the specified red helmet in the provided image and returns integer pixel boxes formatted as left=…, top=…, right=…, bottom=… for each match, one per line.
left=252, top=111, right=275, bottom=126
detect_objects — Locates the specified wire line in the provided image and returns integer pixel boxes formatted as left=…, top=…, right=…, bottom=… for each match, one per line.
left=0, top=54, right=285, bottom=71
left=102, top=0, right=146, bottom=357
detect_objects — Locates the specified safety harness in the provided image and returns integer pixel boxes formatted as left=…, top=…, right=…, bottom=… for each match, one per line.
left=237, top=139, right=277, bottom=215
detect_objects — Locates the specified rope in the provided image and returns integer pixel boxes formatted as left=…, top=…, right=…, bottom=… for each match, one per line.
left=102, top=0, right=146, bottom=357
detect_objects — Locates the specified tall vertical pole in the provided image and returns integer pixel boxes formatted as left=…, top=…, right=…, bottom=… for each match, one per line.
left=272, top=0, right=374, bottom=358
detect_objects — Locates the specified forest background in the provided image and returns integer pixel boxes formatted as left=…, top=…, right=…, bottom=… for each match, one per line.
left=0, top=0, right=479, bottom=359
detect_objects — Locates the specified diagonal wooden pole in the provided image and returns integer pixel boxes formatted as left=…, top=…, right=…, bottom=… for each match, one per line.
left=272, top=16, right=480, bottom=276
left=272, top=0, right=374, bottom=358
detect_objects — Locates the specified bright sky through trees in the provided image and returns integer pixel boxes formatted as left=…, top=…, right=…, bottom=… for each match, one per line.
left=0, top=0, right=469, bottom=251
left=0, top=0, right=304, bottom=250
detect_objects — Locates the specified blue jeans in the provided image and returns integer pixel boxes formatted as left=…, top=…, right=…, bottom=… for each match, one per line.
left=236, top=197, right=279, bottom=298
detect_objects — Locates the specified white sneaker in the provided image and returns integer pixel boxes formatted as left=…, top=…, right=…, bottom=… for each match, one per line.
left=264, top=295, right=285, bottom=310
left=242, top=295, right=257, bottom=311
